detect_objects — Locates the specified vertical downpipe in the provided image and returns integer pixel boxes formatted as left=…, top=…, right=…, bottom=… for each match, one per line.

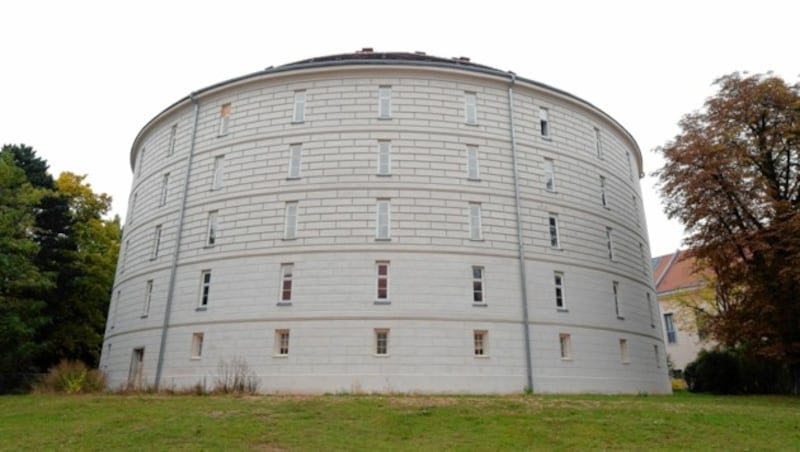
left=155, top=94, right=200, bottom=389
left=507, top=73, right=534, bottom=392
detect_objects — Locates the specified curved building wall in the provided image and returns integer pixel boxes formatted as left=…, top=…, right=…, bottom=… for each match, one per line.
left=101, top=53, right=670, bottom=394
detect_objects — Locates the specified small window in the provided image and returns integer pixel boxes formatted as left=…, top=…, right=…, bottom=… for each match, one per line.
left=375, top=329, right=389, bottom=355
left=654, top=345, right=661, bottom=367
left=218, top=103, right=231, bottom=136
left=472, top=266, right=485, bottom=303
left=212, top=155, right=225, bottom=190
left=122, top=240, right=129, bottom=272
left=275, top=330, right=290, bottom=356
left=159, top=173, right=169, bottom=206
left=151, top=225, right=162, bottom=259
left=664, top=313, right=677, bottom=344
left=280, top=264, right=293, bottom=302
left=377, top=141, right=391, bottom=176
left=466, top=145, right=480, bottom=180
left=168, top=124, right=177, bottom=156
left=632, top=195, right=639, bottom=225
left=474, top=330, right=487, bottom=356
left=376, top=261, right=389, bottom=301
left=554, top=272, right=565, bottom=309
left=191, top=332, right=204, bottom=359
left=137, top=148, right=145, bottom=177
left=606, top=227, right=614, bottom=260
left=284, top=202, right=298, bottom=240
left=199, top=270, right=211, bottom=307
left=594, top=127, right=602, bottom=159
left=376, top=200, right=391, bottom=240
left=469, top=203, right=482, bottom=240
left=206, top=211, right=218, bottom=246
left=647, top=293, right=655, bottom=328
left=129, top=193, right=137, bottom=225
left=143, top=280, right=153, bottom=316
left=613, top=281, right=622, bottom=319
left=544, top=158, right=556, bottom=192
left=599, top=176, right=607, bottom=207
left=548, top=215, right=560, bottom=249
left=293, top=90, right=306, bottom=123
left=620, top=338, right=629, bottom=364
left=626, top=151, right=633, bottom=179
left=539, top=107, right=550, bottom=138
left=639, top=242, right=648, bottom=275
left=378, top=86, right=391, bottom=118
left=559, top=333, right=571, bottom=360
left=288, top=144, right=302, bottom=179
left=464, top=92, right=477, bottom=125
left=112, top=290, right=121, bottom=329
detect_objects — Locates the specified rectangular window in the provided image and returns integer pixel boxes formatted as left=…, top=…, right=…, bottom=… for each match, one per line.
left=123, top=240, right=129, bottom=272
left=112, top=290, right=121, bottom=329
left=647, top=293, right=656, bottom=328
left=206, top=211, right=218, bottom=246
left=151, top=225, right=162, bottom=259
left=159, top=173, right=169, bottom=206
left=280, top=263, right=293, bottom=302
left=594, top=127, right=602, bottom=159
left=474, top=330, right=487, bottom=356
left=212, top=155, right=225, bottom=190
left=549, top=214, right=560, bottom=248
left=472, top=266, right=485, bottom=303
left=539, top=107, right=550, bottom=138
left=620, top=338, right=629, bottom=363
left=137, top=148, right=145, bottom=177
left=654, top=345, right=661, bottom=367
left=275, top=330, right=290, bottom=355
left=129, top=192, right=137, bottom=225
left=606, top=227, right=614, bottom=260
left=664, top=313, right=677, bottom=344
left=469, top=203, right=482, bottom=240
left=376, top=200, right=390, bottom=240
left=559, top=333, right=572, bottom=360
left=143, top=280, right=153, bottom=316
left=377, top=140, right=391, bottom=175
left=640, top=242, right=648, bottom=275
left=544, top=158, right=556, bottom=192
left=376, top=261, right=389, bottom=301
left=632, top=195, right=639, bottom=225
left=466, top=145, right=480, bottom=180
left=600, top=176, right=607, bottom=207
left=375, top=329, right=389, bottom=355
left=288, top=144, right=302, bottom=179
left=191, top=332, right=204, bottom=359
left=464, top=92, right=477, bottom=125
left=554, top=272, right=565, bottom=309
left=284, top=202, right=298, bottom=240
left=199, top=270, right=211, bottom=307
left=168, top=124, right=177, bottom=155
left=378, top=86, right=391, bottom=118
left=613, top=281, right=622, bottom=318
left=218, top=103, right=231, bottom=136
left=293, top=90, right=306, bottom=123
left=626, top=151, right=633, bottom=179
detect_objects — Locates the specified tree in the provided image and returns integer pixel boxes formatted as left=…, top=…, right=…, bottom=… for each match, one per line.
left=655, top=72, right=800, bottom=393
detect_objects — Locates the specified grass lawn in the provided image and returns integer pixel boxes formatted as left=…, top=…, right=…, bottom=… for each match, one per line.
left=1, top=391, right=798, bottom=450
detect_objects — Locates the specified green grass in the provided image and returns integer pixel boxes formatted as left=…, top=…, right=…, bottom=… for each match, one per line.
left=1, top=391, right=798, bottom=450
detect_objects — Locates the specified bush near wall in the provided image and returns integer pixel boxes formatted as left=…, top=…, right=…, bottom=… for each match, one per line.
left=684, top=349, right=790, bottom=394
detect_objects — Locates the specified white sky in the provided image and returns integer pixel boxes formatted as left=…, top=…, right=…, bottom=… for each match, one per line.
left=2, top=0, right=797, bottom=257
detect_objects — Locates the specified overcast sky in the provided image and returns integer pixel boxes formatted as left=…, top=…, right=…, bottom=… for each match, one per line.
left=2, top=0, right=797, bottom=257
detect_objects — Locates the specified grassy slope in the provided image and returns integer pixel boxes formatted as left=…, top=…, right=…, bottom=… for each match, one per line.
left=1, top=392, right=798, bottom=450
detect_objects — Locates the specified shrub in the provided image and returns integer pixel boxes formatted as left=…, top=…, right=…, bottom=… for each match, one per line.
left=35, top=360, right=106, bottom=394
left=684, top=350, right=741, bottom=394
left=212, top=357, right=259, bottom=394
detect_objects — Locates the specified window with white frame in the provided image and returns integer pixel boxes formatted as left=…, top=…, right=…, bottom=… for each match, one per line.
left=280, top=263, right=293, bottom=303
left=632, top=195, right=639, bottom=225
left=376, top=199, right=390, bottom=240
left=466, top=145, right=480, bottom=180
left=559, top=333, right=572, bottom=360
left=293, top=90, right=306, bottom=123
left=378, top=86, right=391, bottom=118
left=206, top=211, right=218, bottom=246
left=275, top=329, right=290, bottom=356
left=613, top=281, right=622, bottom=319
left=191, top=332, right=204, bottom=359
left=464, top=92, right=477, bottom=125
left=159, top=173, right=169, bottom=206
left=377, top=140, right=391, bottom=175
left=288, top=144, right=302, bottom=179
left=375, top=329, right=389, bottom=355
left=539, top=107, right=550, bottom=138
left=664, top=313, right=677, bottom=343
left=151, top=225, right=162, bottom=259
left=619, top=338, right=629, bottom=363
left=218, top=103, right=231, bottom=136
left=544, top=158, right=556, bottom=192
left=469, top=203, right=482, bottom=240
left=548, top=214, right=560, bottom=248
left=212, top=155, right=225, bottom=190
left=376, top=261, right=389, bottom=301
left=143, top=280, right=153, bottom=317
left=647, top=292, right=655, bottom=328
left=199, top=270, right=211, bottom=307
left=472, top=266, right=485, bottom=303
left=606, top=227, right=614, bottom=260
left=600, top=176, right=608, bottom=207
left=168, top=124, right=177, bottom=156
left=654, top=344, right=661, bottom=367
left=594, top=127, right=602, bottom=159
left=474, top=330, right=487, bottom=356
left=284, top=202, right=298, bottom=240
left=554, top=272, right=565, bottom=309
left=137, top=148, right=145, bottom=177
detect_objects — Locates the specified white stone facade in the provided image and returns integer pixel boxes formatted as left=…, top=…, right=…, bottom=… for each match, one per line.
left=100, top=52, right=670, bottom=394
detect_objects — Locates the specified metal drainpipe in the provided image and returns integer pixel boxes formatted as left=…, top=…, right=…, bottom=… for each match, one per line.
left=154, top=93, right=200, bottom=389
left=506, top=72, right=534, bottom=392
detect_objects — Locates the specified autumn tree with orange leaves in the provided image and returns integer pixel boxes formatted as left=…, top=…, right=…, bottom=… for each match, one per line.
left=655, top=73, right=800, bottom=393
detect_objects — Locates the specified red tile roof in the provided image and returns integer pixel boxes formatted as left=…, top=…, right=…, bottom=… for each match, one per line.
left=651, top=250, right=707, bottom=294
